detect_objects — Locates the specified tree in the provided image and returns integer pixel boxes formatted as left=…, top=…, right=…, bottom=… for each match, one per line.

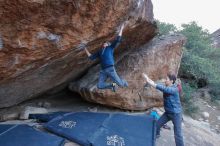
left=180, top=21, right=211, bottom=53
left=156, top=20, right=177, bottom=36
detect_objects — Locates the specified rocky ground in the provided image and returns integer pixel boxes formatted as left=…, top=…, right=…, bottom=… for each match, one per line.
left=156, top=116, right=220, bottom=146
left=190, top=88, right=220, bottom=134
left=0, top=90, right=220, bottom=146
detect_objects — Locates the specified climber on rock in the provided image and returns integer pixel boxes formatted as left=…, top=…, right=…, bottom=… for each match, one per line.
left=83, top=24, right=128, bottom=92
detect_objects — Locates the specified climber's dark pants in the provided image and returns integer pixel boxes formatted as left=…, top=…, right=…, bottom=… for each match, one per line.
left=156, top=112, right=184, bottom=146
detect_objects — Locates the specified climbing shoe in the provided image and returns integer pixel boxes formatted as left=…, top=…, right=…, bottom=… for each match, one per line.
left=162, top=124, right=171, bottom=130
left=156, top=134, right=161, bottom=139
left=112, top=83, right=117, bottom=92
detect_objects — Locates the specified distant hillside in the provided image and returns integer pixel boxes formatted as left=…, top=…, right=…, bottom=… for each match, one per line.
left=211, top=29, right=220, bottom=48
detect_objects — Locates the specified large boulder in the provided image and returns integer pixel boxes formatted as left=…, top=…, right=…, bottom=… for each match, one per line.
left=0, top=0, right=157, bottom=108
left=69, top=34, right=186, bottom=110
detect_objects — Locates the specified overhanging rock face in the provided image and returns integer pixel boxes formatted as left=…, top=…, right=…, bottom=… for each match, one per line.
left=0, top=0, right=157, bottom=108
left=69, top=34, right=186, bottom=110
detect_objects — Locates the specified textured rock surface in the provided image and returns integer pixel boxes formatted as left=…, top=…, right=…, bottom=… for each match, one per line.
left=0, top=0, right=157, bottom=108
left=211, top=28, right=220, bottom=48
left=19, top=106, right=48, bottom=120
left=69, top=34, right=186, bottom=110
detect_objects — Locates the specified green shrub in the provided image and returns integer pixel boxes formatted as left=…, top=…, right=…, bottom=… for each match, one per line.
left=179, top=49, right=209, bottom=88
left=181, top=82, right=199, bottom=116
left=180, top=21, right=211, bottom=54
left=209, top=83, right=220, bottom=102
left=156, top=20, right=177, bottom=35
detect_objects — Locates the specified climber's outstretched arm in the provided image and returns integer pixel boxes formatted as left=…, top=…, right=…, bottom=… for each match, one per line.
left=142, top=73, right=157, bottom=88
left=142, top=73, right=177, bottom=95
left=118, top=23, right=125, bottom=36
left=84, top=47, right=91, bottom=57
left=84, top=47, right=100, bottom=61
left=110, top=24, right=125, bottom=49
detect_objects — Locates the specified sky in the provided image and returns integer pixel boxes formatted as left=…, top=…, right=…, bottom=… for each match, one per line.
left=152, top=0, right=220, bottom=33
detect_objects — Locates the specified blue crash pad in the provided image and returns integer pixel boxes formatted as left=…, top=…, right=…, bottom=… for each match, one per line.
left=0, top=124, right=65, bottom=146
left=29, top=111, right=69, bottom=122
left=45, top=112, right=156, bottom=146
left=90, top=114, right=156, bottom=146
left=0, top=125, right=14, bottom=134
left=45, top=112, right=110, bottom=146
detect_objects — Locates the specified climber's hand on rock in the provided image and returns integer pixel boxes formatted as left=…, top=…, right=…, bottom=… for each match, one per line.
left=121, top=23, right=125, bottom=30
left=119, top=23, right=125, bottom=36
left=83, top=47, right=91, bottom=57
left=77, top=43, right=87, bottom=51
left=142, top=73, right=149, bottom=81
